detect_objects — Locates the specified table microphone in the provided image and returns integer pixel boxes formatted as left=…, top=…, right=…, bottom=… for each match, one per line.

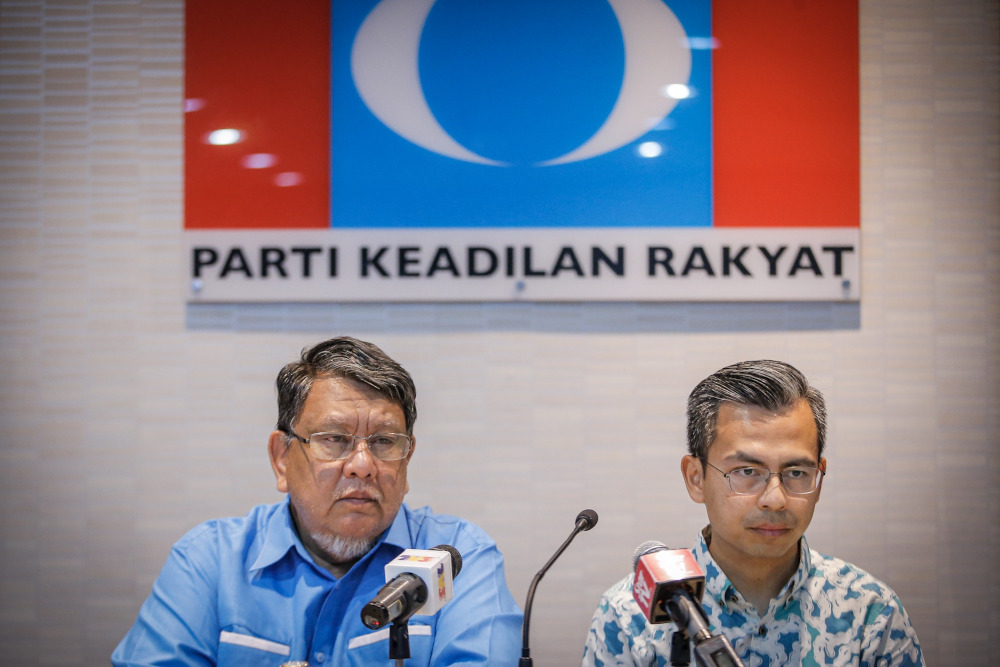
left=632, top=541, right=744, bottom=667
left=519, top=509, right=598, bottom=666
left=361, top=544, right=463, bottom=630
left=631, top=541, right=704, bottom=624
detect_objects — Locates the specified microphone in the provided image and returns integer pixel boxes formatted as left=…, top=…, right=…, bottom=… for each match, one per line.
left=360, top=544, right=463, bottom=631
left=632, top=541, right=744, bottom=667
left=632, top=541, right=705, bottom=624
left=520, top=509, right=598, bottom=667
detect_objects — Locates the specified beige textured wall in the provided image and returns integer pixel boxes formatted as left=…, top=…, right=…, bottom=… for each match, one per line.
left=1, top=0, right=998, bottom=664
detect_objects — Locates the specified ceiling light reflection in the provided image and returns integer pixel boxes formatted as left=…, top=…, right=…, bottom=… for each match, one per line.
left=206, top=129, right=243, bottom=145
left=686, top=36, right=719, bottom=50
left=663, top=84, right=691, bottom=100
left=275, top=172, right=303, bottom=187
left=638, top=141, right=663, bottom=158
left=185, top=98, right=206, bottom=112
left=241, top=153, right=277, bottom=169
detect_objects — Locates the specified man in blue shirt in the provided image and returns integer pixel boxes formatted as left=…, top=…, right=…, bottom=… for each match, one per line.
left=113, top=336, right=522, bottom=666
left=582, top=360, right=924, bottom=666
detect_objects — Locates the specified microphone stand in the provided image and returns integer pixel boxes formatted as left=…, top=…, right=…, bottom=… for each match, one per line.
left=520, top=510, right=598, bottom=666
left=388, top=620, right=411, bottom=667
left=664, top=590, right=744, bottom=667
left=670, top=627, right=692, bottom=666
left=383, top=583, right=423, bottom=666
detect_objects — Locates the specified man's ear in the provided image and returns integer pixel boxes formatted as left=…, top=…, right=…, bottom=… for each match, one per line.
left=681, top=455, right=706, bottom=504
left=268, top=430, right=290, bottom=493
left=401, top=436, right=415, bottom=495
left=814, top=456, right=827, bottom=502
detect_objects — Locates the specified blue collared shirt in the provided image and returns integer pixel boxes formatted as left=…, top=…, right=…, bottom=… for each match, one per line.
left=112, top=500, right=523, bottom=666
left=582, top=529, right=924, bottom=667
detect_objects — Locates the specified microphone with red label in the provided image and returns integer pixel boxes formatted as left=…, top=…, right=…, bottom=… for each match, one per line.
left=632, top=541, right=744, bottom=667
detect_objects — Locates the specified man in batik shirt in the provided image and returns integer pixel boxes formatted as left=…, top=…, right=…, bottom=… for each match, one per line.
left=582, top=360, right=923, bottom=667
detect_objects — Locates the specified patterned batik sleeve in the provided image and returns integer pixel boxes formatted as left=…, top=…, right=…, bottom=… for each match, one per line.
left=861, top=595, right=925, bottom=667
left=582, top=576, right=666, bottom=667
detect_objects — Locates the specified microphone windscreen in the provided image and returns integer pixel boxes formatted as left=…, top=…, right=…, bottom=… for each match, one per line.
left=431, top=544, right=463, bottom=577
left=632, top=540, right=668, bottom=569
left=576, top=509, right=599, bottom=531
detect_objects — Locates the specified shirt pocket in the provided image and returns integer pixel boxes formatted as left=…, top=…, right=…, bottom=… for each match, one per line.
left=218, top=629, right=294, bottom=666
left=345, top=623, right=433, bottom=665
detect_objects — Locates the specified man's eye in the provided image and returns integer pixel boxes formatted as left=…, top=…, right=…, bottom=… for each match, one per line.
left=785, top=468, right=807, bottom=479
left=317, top=434, right=351, bottom=445
left=733, top=467, right=760, bottom=478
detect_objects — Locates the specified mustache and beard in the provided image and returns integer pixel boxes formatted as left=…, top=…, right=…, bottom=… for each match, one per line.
left=312, top=480, right=386, bottom=562
left=291, top=478, right=394, bottom=564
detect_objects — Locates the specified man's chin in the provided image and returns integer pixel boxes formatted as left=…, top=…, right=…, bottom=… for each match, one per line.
left=324, top=515, right=391, bottom=550
left=742, top=532, right=801, bottom=560
left=312, top=531, right=377, bottom=563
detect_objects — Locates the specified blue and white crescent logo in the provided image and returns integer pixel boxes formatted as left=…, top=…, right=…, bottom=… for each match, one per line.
left=331, top=0, right=711, bottom=228
left=350, top=0, right=692, bottom=166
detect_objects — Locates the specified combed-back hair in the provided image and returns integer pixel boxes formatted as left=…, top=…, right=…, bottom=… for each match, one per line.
left=686, top=360, right=826, bottom=460
left=275, top=336, right=417, bottom=435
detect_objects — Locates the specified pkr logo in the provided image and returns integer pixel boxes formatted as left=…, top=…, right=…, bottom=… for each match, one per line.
left=350, top=0, right=692, bottom=166
left=186, top=0, right=857, bottom=233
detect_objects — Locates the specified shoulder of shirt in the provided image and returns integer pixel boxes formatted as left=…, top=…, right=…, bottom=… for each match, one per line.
left=171, top=501, right=285, bottom=550
left=398, top=504, right=499, bottom=553
left=597, top=572, right=639, bottom=610
left=806, top=546, right=904, bottom=605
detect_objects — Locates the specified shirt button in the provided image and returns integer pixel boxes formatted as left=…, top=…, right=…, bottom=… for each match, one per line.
left=314, top=652, right=326, bottom=663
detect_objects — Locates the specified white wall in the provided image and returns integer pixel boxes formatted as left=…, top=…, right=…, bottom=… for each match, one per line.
left=0, top=0, right=998, bottom=664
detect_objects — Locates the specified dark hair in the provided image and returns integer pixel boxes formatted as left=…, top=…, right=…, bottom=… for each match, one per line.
left=275, top=337, right=417, bottom=435
left=686, top=360, right=826, bottom=460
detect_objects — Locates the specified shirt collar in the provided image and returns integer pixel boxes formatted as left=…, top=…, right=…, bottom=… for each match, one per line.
left=381, top=504, right=415, bottom=550
left=249, top=497, right=301, bottom=572
left=784, top=533, right=812, bottom=597
left=693, top=526, right=813, bottom=604
left=250, top=498, right=413, bottom=573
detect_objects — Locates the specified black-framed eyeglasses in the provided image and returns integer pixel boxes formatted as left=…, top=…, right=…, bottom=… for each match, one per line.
left=286, top=430, right=412, bottom=462
left=704, top=460, right=824, bottom=495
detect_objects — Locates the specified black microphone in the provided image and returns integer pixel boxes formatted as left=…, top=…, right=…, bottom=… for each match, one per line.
left=632, top=541, right=744, bottom=667
left=520, top=509, right=598, bottom=667
left=361, top=544, right=463, bottom=630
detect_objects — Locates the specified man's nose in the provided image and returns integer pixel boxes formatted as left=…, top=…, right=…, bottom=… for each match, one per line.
left=757, top=474, right=788, bottom=510
left=341, top=440, right=377, bottom=478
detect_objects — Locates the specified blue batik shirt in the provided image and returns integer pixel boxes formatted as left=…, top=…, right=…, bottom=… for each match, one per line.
left=582, top=528, right=923, bottom=667
left=112, top=499, right=523, bottom=666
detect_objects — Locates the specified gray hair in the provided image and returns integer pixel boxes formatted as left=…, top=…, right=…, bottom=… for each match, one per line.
left=275, top=336, right=417, bottom=435
left=686, top=360, right=826, bottom=460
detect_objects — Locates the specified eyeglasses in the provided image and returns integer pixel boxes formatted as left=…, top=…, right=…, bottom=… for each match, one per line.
left=287, top=430, right=412, bottom=462
left=704, top=460, right=824, bottom=495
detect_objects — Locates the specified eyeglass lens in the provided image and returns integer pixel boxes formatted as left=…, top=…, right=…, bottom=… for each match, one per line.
left=308, top=432, right=410, bottom=461
left=728, top=466, right=820, bottom=494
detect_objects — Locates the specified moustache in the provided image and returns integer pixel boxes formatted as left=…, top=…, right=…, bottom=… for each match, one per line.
left=333, top=480, right=383, bottom=503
